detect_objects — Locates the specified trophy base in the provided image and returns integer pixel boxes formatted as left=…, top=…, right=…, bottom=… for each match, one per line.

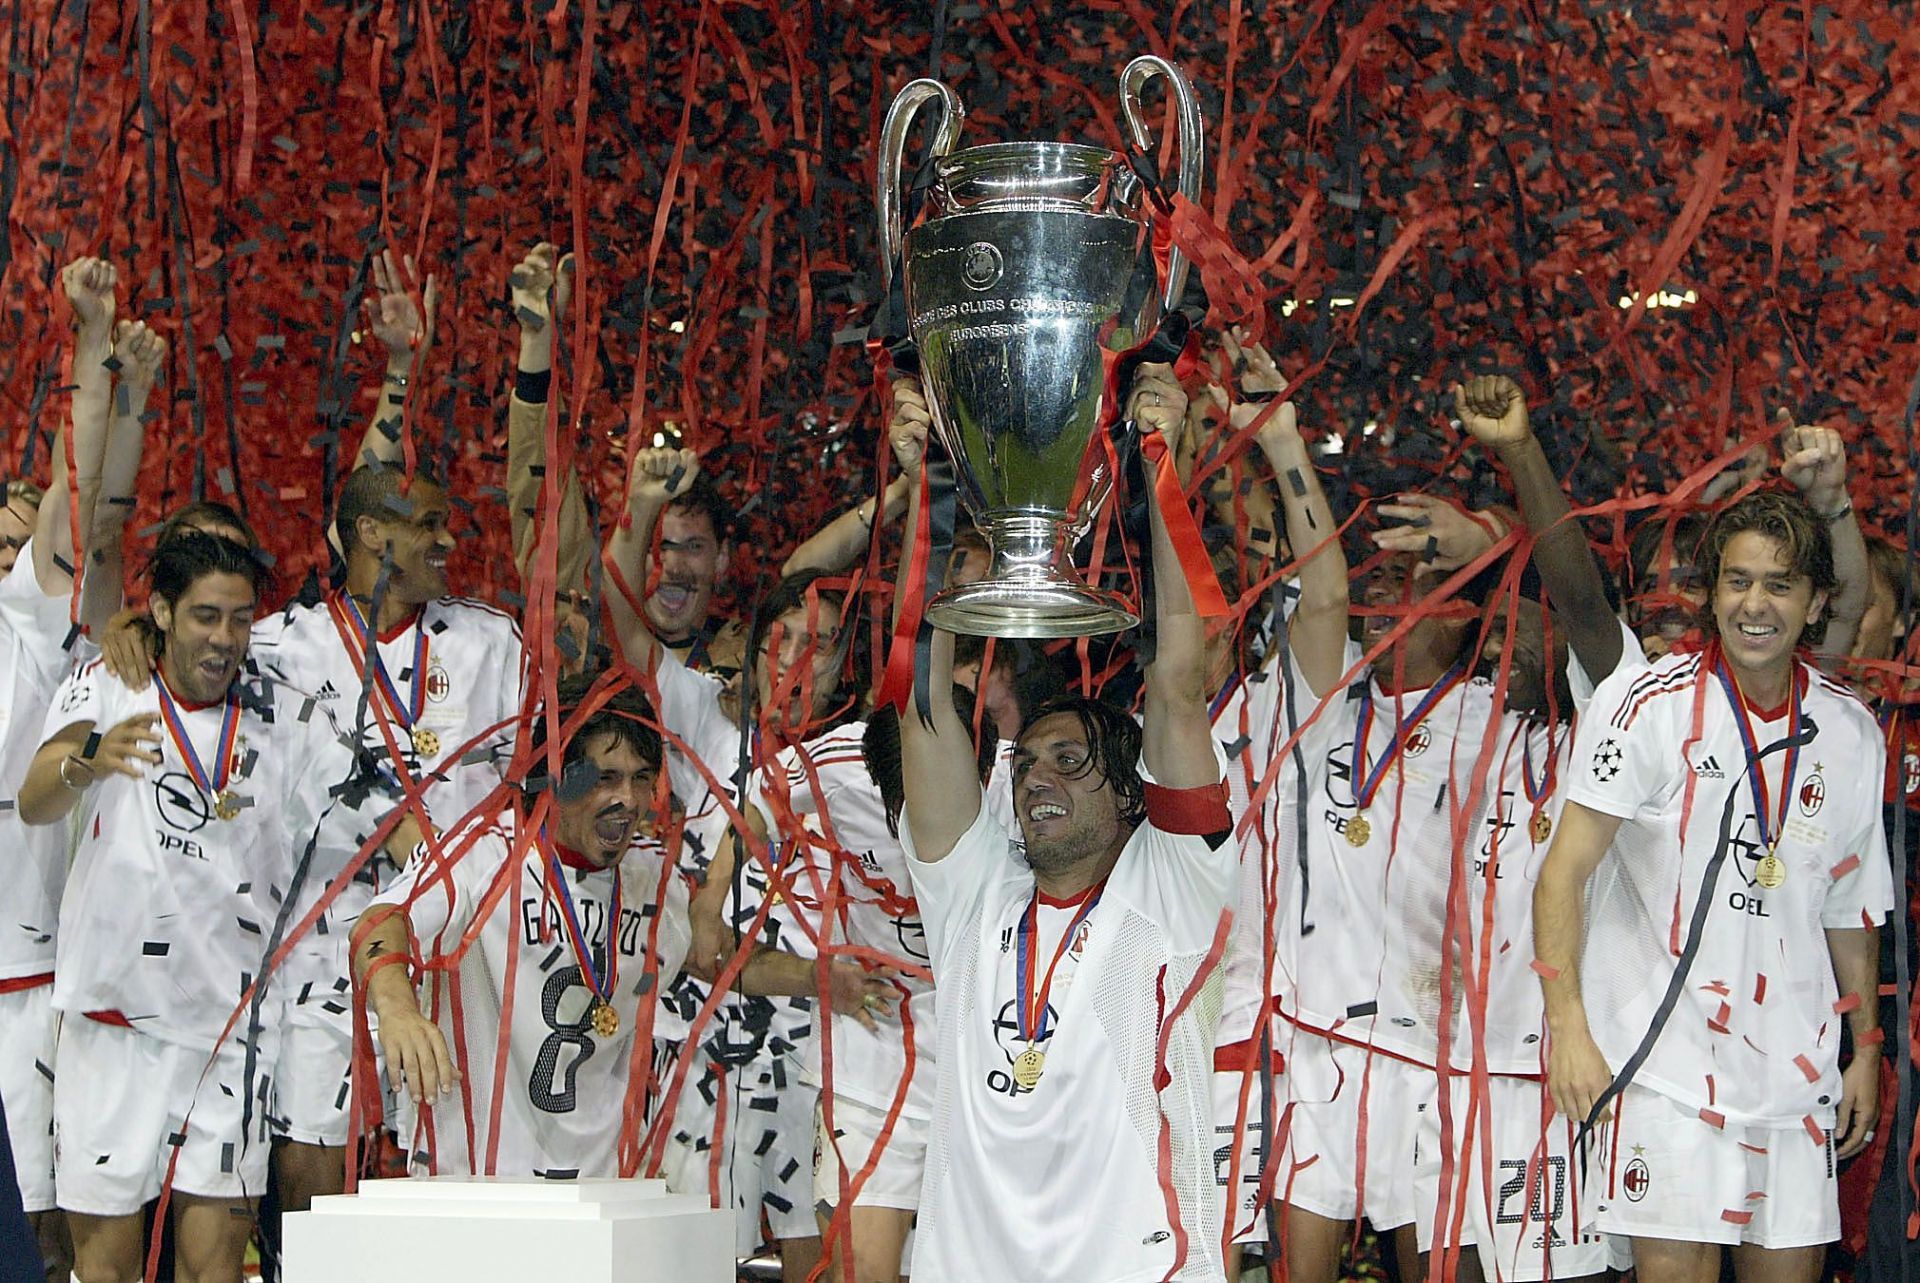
left=925, top=579, right=1138, bottom=639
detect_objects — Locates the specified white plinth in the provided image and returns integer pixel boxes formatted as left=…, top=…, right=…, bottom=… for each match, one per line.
left=282, top=1176, right=734, bottom=1283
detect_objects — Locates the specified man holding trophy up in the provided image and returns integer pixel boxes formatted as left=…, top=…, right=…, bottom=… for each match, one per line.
left=876, top=56, right=1237, bottom=1283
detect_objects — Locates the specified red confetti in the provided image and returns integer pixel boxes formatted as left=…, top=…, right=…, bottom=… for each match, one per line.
left=1830, top=853, right=1862, bottom=879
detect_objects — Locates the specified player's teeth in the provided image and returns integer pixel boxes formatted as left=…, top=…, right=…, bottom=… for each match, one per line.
left=1028, top=803, right=1066, bottom=820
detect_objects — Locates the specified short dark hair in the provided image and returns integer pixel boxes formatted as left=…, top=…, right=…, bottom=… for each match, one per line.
left=150, top=529, right=268, bottom=605
left=863, top=687, right=999, bottom=838
left=1696, top=490, right=1837, bottom=646
left=334, top=465, right=444, bottom=558
left=1867, top=537, right=1914, bottom=616
left=158, top=499, right=258, bottom=551
left=1627, top=512, right=1708, bottom=603
left=1016, top=694, right=1145, bottom=829
left=666, top=475, right=731, bottom=545
left=528, top=674, right=664, bottom=790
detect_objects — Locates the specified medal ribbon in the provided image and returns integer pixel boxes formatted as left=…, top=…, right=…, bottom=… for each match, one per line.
left=152, top=673, right=239, bottom=800
left=1521, top=718, right=1556, bottom=820
left=328, top=591, right=429, bottom=732
left=1713, top=651, right=1802, bottom=852
left=1208, top=669, right=1243, bottom=725
left=1351, top=662, right=1468, bottom=812
left=1015, top=879, right=1107, bottom=1046
left=542, top=838, right=621, bottom=1007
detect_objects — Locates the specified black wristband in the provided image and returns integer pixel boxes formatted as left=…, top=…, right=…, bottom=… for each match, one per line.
left=515, top=368, right=553, bottom=404
left=1241, top=388, right=1280, bottom=404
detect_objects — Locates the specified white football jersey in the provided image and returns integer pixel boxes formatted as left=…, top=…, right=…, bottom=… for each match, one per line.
left=1566, top=650, right=1893, bottom=1126
left=902, top=762, right=1235, bottom=1283
left=250, top=592, right=524, bottom=1030
left=0, top=545, right=84, bottom=978
left=40, top=660, right=309, bottom=1050
left=762, top=722, right=937, bottom=1120
left=377, top=815, right=692, bottom=1178
left=1275, top=641, right=1504, bottom=1066
left=1212, top=668, right=1297, bottom=1047
left=1447, top=620, right=1635, bottom=1074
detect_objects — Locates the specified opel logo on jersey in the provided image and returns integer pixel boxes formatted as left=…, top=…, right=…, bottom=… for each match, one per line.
left=991, top=997, right=1057, bottom=1064
left=426, top=663, right=452, bottom=703
left=1728, top=815, right=1766, bottom=888
left=1798, top=771, right=1824, bottom=817
left=895, top=917, right=930, bottom=963
left=1323, top=743, right=1356, bottom=807
left=155, top=770, right=211, bottom=833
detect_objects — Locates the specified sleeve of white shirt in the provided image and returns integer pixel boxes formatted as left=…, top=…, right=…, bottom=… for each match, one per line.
left=42, top=659, right=107, bottom=742
left=900, top=795, right=1012, bottom=972
left=1821, top=717, right=1895, bottom=929
left=649, top=655, right=737, bottom=802
left=1123, top=751, right=1236, bottom=952
left=0, top=542, right=77, bottom=688
left=373, top=829, right=505, bottom=956
left=1565, top=660, right=1680, bottom=820
left=1567, top=618, right=1645, bottom=715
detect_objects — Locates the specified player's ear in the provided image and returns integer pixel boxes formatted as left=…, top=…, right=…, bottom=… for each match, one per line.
left=150, top=595, right=173, bottom=633
left=351, top=511, right=384, bottom=558
left=1807, top=587, right=1829, bottom=626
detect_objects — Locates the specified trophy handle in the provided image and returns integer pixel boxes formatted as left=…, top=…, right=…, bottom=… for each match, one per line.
left=877, top=79, right=966, bottom=289
left=1118, top=56, right=1204, bottom=316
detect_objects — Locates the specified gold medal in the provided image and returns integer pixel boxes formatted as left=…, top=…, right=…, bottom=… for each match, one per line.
left=1529, top=812, right=1553, bottom=844
left=1012, top=1046, right=1046, bottom=1089
left=1756, top=851, right=1786, bottom=890
left=412, top=727, right=441, bottom=757
left=214, top=789, right=241, bottom=822
left=591, top=999, right=620, bottom=1038
left=1345, top=813, right=1372, bottom=847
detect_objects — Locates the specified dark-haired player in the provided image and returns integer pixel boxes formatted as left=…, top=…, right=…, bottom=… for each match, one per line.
left=350, top=679, right=689, bottom=1179
left=1539, top=485, right=1892, bottom=1279
left=892, top=365, right=1235, bottom=1281
left=19, top=531, right=311, bottom=1283
left=242, top=463, right=524, bottom=1213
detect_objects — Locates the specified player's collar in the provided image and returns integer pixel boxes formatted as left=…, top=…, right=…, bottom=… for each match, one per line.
left=337, top=587, right=426, bottom=644
left=550, top=839, right=603, bottom=874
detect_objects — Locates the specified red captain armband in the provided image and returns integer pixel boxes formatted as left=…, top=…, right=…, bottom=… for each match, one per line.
left=1143, top=780, right=1232, bottom=840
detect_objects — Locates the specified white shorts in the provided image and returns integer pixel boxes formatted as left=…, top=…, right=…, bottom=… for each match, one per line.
left=1412, top=1075, right=1617, bottom=1279
left=1272, top=1028, right=1427, bottom=1228
left=1212, top=1041, right=1273, bottom=1245
left=271, top=1017, right=353, bottom=1146
left=813, top=1093, right=926, bottom=1213
left=658, top=1053, right=819, bottom=1251
left=1594, top=1082, right=1839, bottom=1250
left=0, top=983, right=56, bottom=1212
left=54, top=1017, right=276, bottom=1216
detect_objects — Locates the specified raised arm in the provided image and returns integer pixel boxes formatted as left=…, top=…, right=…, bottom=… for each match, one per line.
left=1227, top=394, right=1348, bottom=697
left=1533, top=799, right=1624, bottom=1121
left=1778, top=417, right=1868, bottom=662
left=889, top=378, right=982, bottom=862
left=38, top=258, right=118, bottom=599
left=79, top=321, right=163, bottom=635
left=605, top=446, right=699, bottom=672
left=1455, top=375, right=1623, bottom=682
left=781, top=472, right=911, bottom=578
left=350, top=247, right=436, bottom=473
left=1131, top=364, right=1214, bottom=788
left=505, top=243, right=591, bottom=594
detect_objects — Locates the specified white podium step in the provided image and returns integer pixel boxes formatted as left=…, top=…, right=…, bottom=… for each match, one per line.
left=282, top=1176, right=734, bottom=1282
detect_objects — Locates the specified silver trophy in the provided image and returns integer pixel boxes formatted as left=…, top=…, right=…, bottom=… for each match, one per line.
left=878, top=58, right=1203, bottom=638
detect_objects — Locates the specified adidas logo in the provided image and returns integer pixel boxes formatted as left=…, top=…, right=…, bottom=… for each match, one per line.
left=1693, top=754, right=1725, bottom=779
left=315, top=680, right=341, bottom=701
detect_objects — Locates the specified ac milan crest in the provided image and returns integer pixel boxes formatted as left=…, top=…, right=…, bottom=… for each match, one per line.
left=425, top=663, right=452, bottom=703
left=1404, top=723, right=1432, bottom=757
left=1622, top=1158, right=1650, bottom=1202
left=1798, top=772, right=1824, bottom=817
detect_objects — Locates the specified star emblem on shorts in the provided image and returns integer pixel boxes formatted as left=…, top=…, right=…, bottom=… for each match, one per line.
left=1592, top=738, right=1623, bottom=783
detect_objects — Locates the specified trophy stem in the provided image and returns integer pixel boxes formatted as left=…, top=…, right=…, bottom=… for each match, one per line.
left=924, top=515, right=1138, bottom=639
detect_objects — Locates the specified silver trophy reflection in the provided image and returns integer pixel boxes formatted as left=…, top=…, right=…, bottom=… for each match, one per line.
left=877, top=58, right=1203, bottom=638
